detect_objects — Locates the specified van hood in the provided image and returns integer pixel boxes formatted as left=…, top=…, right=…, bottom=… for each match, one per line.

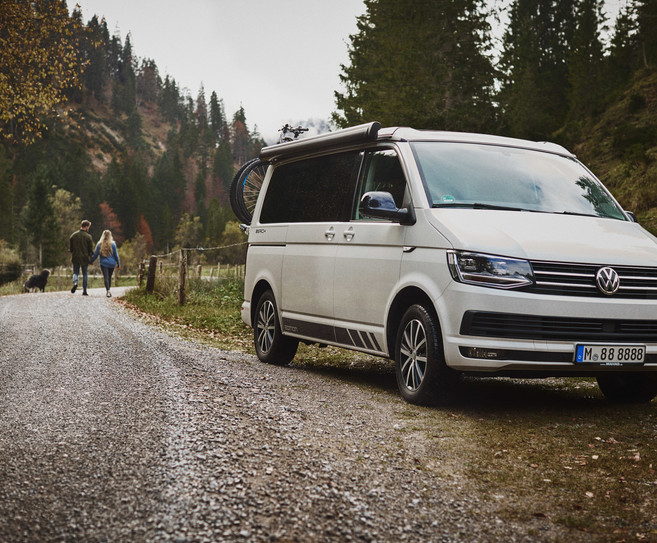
left=427, top=209, right=657, bottom=266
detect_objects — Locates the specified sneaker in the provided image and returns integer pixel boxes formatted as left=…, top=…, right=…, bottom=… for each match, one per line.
left=82, top=291, right=88, bottom=296
left=71, top=284, right=77, bottom=293
left=106, top=290, right=111, bottom=297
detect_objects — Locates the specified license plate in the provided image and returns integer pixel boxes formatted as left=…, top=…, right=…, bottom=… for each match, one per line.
left=575, top=344, right=646, bottom=364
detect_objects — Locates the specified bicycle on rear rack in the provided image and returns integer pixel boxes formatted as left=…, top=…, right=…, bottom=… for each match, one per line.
left=229, top=124, right=309, bottom=224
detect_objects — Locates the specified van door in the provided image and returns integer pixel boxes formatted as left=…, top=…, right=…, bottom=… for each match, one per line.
left=333, top=148, right=409, bottom=354
left=260, top=151, right=362, bottom=344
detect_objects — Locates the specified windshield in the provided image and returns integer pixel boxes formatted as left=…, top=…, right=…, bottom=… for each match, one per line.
left=411, top=142, right=627, bottom=220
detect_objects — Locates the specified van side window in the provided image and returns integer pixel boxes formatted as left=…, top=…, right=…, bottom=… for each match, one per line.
left=260, top=151, right=362, bottom=223
left=353, top=149, right=407, bottom=220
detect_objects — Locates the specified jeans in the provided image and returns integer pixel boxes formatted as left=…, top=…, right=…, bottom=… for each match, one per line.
left=73, top=264, right=89, bottom=291
left=101, top=265, right=115, bottom=290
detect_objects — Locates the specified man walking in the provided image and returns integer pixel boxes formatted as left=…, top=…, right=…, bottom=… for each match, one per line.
left=69, top=220, right=94, bottom=295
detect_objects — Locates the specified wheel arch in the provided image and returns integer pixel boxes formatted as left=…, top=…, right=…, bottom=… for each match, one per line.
left=250, top=279, right=275, bottom=325
left=386, top=286, right=439, bottom=355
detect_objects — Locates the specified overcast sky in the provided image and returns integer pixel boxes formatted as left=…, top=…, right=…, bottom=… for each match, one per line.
left=72, top=1, right=626, bottom=143
left=73, top=0, right=366, bottom=143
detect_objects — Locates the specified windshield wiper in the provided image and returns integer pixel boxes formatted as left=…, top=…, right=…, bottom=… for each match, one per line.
left=557, top=210, right=600, bottom=218
left=433, top=202, right=536, bottom=212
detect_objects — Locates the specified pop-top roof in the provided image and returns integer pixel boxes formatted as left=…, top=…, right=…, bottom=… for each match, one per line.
left=258, top=122, right=573, bottom=162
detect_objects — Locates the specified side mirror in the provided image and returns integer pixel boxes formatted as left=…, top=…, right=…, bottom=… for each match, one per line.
left=359, top=191, right=416, bottom=225
left=626, top=211, right=638, bottom=223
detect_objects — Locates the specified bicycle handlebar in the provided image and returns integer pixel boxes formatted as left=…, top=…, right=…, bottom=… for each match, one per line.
left=278, top=124, right=310, bottom=143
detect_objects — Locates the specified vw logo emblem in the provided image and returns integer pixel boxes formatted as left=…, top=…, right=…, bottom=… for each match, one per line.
left=596, top=267, right=620, bottom=295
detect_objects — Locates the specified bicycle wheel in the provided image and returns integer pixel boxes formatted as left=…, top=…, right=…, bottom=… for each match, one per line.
left=229, top=158, right=270, bottom=224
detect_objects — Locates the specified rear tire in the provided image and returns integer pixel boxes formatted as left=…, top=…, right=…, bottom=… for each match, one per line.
left=596, top=373, right=657, bottom=403
left=254, top=290, right=298, bottom=366
left=395, top=304, right=460, bottom=405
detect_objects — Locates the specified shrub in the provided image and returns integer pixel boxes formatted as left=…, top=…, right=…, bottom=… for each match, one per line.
left=0, top=241, right=22, bottom=286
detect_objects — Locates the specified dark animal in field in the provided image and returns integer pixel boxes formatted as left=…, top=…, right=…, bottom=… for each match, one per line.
left=23, top=269, right=51, bottom=293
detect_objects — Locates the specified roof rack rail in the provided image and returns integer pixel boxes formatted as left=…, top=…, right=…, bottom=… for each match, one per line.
left=259, top=121, right=381, bottom=162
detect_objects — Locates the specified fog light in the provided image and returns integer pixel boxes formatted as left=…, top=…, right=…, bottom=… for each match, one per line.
left=464, top=347, right=506, bottom=360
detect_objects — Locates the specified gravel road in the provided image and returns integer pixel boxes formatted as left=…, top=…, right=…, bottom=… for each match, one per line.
left=0, top=289, right=538, bottom=542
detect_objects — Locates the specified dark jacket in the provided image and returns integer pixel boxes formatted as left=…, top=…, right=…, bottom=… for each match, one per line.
left=69, top=229, right=94, bottom=265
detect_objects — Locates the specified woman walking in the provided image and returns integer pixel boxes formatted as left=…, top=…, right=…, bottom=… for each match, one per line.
left=91, top=230, right=120, bottom=297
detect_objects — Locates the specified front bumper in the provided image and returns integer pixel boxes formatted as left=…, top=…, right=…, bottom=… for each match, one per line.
left=436, top=282, right=657, bottom=374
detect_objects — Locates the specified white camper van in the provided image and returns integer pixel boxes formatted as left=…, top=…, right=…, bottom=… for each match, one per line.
left=238, top=122, right=657, bottom=405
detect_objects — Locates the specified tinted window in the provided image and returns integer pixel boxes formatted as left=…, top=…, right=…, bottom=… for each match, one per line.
left=260, top=151, right=362, bottom=223
left=353, top=149, right=407, bottom=220
left=411, top=142, right=627, bottom=220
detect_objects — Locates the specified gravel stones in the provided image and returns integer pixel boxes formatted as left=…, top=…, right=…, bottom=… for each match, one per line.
left=0, top=289, right=522, bottom=542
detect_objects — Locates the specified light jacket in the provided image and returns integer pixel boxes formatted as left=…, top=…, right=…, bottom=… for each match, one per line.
left=91, top=241, right=120, bottom=269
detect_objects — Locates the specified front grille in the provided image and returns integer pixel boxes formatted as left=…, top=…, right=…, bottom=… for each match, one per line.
left=461, top=311, right=657, bottom=342
left=528, top=261, right=657, bottom=299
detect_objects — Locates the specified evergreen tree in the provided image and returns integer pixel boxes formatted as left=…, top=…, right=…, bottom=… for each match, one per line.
left=499, top=0, right=577, bottom=139
left=209, top=92, right=228, bottom=143
left=51, top=187, right=83, bottom=264
left=137, top=59, right=161, bottom=104
left=636, top=0, right=657, bottom=68
left=0, top=147, right=15, bottom=244
left=607, top=5, right=640, bottom=91
left=111, top=34, right=137, bottom=114
left=333, top=0, right=497, bottom=132
left=126, top=107, right=144, bottom=148
left=232, top=107, right=250, bottom=164
left=22, top=167, right=60, bottom=267
left=205, top=198, right=230, bottom=246
left=566, top=0, right=606, bottom=122
left=83, top=16, right=109, bottom=101
left=213, top=140, right=234, bottom=190
left=160, top=75, right=182, bottom=122
left=105, top=153, right=149, bottom=239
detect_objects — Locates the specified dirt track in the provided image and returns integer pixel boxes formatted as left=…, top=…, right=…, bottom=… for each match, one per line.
left=0, top=288, right=645, bottom=542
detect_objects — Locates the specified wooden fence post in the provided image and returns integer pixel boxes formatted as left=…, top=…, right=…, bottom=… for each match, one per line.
left=138, top=261, right=145, bottom=287
left=146, top=256, right=157, bottom=293
left=178, top=249, right=187, bottom=305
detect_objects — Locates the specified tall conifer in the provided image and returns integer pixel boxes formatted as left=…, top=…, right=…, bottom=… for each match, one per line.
left=333, top=0, right=497, bottom=132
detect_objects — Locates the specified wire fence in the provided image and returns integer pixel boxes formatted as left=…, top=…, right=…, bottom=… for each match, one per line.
left=139, top=242, right=248, bottom=305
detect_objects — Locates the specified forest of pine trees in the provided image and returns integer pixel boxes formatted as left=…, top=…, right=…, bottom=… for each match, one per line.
left=0, top=4, right=264, bottom=272
left=1, top=0, right=657, bottom=276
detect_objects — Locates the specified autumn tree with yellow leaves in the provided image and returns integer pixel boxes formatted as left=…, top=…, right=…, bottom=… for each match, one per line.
left=0, top=0, right=85, bottom=145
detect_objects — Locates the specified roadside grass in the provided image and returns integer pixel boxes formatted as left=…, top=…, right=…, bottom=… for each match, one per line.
left=121, top=277, right=656, bottom=541
left=398, top=379, right=657, bottom=541
left=121, top=276, right=395, bottom=373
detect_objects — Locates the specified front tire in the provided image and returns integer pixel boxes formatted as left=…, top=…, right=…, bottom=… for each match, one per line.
left=597, top=373, right=657, bottom=403
left=254, top=290, right=298, bottom=366
left=395, top=304, right=459, bottom=405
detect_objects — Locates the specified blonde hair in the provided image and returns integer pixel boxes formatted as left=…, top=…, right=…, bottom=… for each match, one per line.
left=99, top=230, right=114, bottom=257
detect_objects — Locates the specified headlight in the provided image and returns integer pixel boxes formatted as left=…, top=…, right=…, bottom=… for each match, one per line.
left=447, top=251, right=534, bottom=289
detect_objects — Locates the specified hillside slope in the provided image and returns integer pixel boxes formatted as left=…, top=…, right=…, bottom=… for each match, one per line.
left=575, top=69, right=657, bottom=235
